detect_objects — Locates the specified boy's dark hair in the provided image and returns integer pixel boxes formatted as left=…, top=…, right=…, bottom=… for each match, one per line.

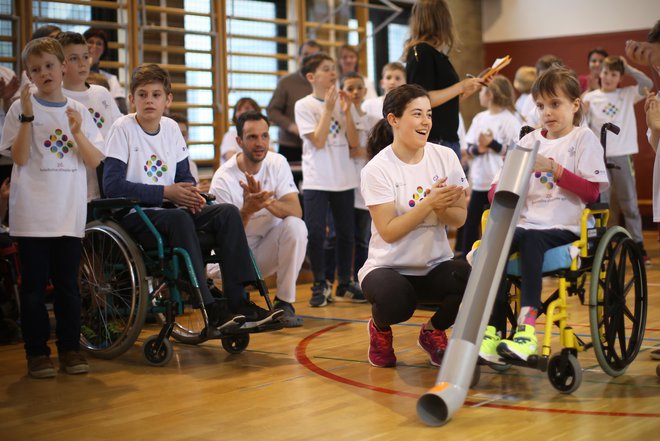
left=648, top=20, right=660, bottom=43
left=83, top=28, right=109, bottom=58
left=340, top=71, right=364, bottom=89
left=236, top=111, right=270, bottom=138
left=602, top=55, right=625, bottom=75
left=536, top=54, right=563, bottom=74
left=168, top=112, right=189, bottom=128
left=301, top=52, right=333, bottom=77
left=32, top=25, right=61, bottom=40
left=531, top=66, right=583, bottom=126
left=56, top=31, right=87, bottom=49
left=587, top=47, right=608, bottom=61
left=130, top=63, right=172, bottom=95
left=22, top=37, right=64, bottom=66
left=298, top=40, right=322, bottom=56
left=232, top=97, right=261, bottom=124
left=382, top=61, right=406, bottom=76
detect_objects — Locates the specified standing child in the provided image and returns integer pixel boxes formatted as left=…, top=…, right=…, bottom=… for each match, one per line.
left=583, top=55, right=653, bottom=263
left=479, top=67, right=609, bottom=363
left=359, top=84, right=470, bottom=368
left=0, top=37, right=104, bottom=378
left=362, top=62, right=407, bottom=119
left=58, top=31, right=122, bottom=200
left=103, top=64, right=282, bottom=331
left=294, top=53, right=361, bottom=307
left=513, top=66, right=536, bottom=116
left=461, top=75, right=521, bottom=256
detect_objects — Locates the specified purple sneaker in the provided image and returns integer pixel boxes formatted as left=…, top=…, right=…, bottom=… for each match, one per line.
left=367, top=319, right=396, bottom=368
left=417, top=324, right=448, bottom=367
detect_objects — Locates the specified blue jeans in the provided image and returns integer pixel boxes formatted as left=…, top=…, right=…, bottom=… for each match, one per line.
left=304, top=189, right=355, bottom=284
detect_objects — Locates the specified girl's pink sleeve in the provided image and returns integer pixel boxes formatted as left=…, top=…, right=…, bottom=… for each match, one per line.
left=556, top=168, right=600, bottom=203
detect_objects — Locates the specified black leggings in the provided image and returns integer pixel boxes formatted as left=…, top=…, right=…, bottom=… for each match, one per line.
left=361, top=259, right=470, bottom=330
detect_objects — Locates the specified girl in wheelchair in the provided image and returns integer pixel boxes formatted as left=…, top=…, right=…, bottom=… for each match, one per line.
left=479, top=66, right=609, bottom=363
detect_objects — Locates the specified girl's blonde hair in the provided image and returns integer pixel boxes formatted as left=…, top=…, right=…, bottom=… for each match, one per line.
left=531, top=66, right=583, bottom=126
left=487, top=75, right=517, bottom=115
left=403, top=0, right=456, bottom=57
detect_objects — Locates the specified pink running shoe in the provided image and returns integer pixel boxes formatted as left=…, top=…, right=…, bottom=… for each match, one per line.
left=417, top=324, right=448, bottom=367
left=367, top=319, right=396, bottom=367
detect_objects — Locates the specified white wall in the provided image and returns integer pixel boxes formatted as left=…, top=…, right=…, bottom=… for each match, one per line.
left=483, top=0, right=660, bottom=42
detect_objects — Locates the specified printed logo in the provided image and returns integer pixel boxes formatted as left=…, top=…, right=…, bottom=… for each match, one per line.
left=329, top=116, right=341, bottom=138
left=143, top=154, right=168, bottom=182
left=602, top=102, right=619, bottom=117
left=43, top=129, right=74, bottom=159
left=89, top=108, right=105, bottom=129
left=534, top=171, right=555, bottom=190
left=408, top=185, right=431, bottom=207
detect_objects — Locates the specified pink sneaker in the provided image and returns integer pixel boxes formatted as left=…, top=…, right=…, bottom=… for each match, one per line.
left=417, top=324, right=448, bottom=367
left=367, top=319, right=396, bottom=367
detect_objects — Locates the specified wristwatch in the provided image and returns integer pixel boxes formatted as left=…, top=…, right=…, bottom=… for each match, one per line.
left=19, top=114, right=34, bottom=123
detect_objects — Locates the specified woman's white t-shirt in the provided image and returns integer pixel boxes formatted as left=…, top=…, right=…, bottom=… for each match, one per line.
left=0, top=96, right=103, bottom=237
left=493, top=126, right=609, bottom=235
left=357, top=143, right=468, bottom=283
left=220, top=128, right=239, bottom=163
left=466, top=109, right=521, bottom=191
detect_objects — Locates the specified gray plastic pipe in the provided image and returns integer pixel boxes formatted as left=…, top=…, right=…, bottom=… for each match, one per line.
left=417, top=140, right=539, bottom=426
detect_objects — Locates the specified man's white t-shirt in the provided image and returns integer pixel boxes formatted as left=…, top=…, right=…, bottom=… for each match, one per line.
left=295, top=94, right=359, bottom=191
left=0, top=96, right=103, bottom=237
left=465, top=109, right=521, bottom=191
left=583, top=86, right=644, bottom=157
left=104, top=114, right=188, bottom=187
left=210, top=152, right=298, bottom=248
left=493, top=126, right=609, bottom=235
left=357, top=143, right=468, bottom=283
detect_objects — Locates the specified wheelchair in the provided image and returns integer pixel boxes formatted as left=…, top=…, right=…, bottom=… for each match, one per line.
left=78, top=192, right=283, bottom=366
left=472, top=124, right=648, bottom=393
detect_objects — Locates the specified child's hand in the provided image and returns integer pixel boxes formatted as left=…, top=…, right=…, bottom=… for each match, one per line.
left=19, top=84, right=33, bottom=116
left=0, top=75, right=19, bottom=101
left=477, top=130, right=493, bottom=153
left=66, top=107, right=83, bottom=135
left=338, top=90, right=352, bottom=113
left=0, top=178, right=9, bottom=200
left=534, top=153, right=555, bottom=174
left=324, top=85, right=338, bottom=111
left=164, top=182, right=205, bottom=213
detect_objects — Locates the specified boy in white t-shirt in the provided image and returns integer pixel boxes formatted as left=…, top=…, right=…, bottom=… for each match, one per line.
left=103, top=64, right=282, bottom=333
left=362, top=62, right=406, bottom=120
left=0, top=37, right=104, bottom=378
left=583, top=55, right=653, bottom=263
left=58, top=32, right=122, bottom=201
left=294, top=53, right=361, bottom=307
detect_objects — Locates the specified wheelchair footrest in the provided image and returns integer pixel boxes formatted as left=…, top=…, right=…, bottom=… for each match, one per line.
left=223, top=321, right=284, bottom=335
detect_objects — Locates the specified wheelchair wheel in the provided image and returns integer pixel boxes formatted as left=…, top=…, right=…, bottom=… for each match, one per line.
left=547, top=351, right=582, bottom=394
left=154, top=281, right=206, bottom=345
left=222, top=333, right=250, bottom=354
left=79, top=221, right=149, bottom=359
left=589, top=226, right=647, bottom=377
left=143, top=335, right=173, bottom=366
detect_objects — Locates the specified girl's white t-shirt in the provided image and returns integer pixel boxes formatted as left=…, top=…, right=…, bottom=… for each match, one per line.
left=493, top=126, right=609, bottom=235
left=353, top=109, right=381, bottom=210
left=465, top=109, right=521, bottom=191
left=295, top=94, right=359, bottom=191
left=0, top=96, right=104, bottom=237
left=104, top=114, right=188, bottom=187
left=357, top=143, right=468, bottom=283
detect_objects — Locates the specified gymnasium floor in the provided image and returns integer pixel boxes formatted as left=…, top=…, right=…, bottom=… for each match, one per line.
left=0, top=232, right=658, bottom=440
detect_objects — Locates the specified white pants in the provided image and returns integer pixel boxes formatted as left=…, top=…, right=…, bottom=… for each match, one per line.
left=249, top=217, right=308, bottom=303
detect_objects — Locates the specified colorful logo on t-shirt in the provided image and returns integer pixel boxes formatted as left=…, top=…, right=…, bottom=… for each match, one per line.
left=329, top=116, right=341, bottom=138
left=89, top=108, right=105, bottom=129
left=408, top=185, right=431, bottom=207
left=144, top=154, right=168, bottom=182
left=534, top=171, right=555, bottom=190
left=602, top=102, right=619, bottom=117
left=43, top=129, right=74, bottom=159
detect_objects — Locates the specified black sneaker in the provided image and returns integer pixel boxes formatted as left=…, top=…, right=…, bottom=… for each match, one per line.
left=236, top=301, right=283, bottom=329
left=309, top=281, right=331, bottom=307
left=274, top=298, right=303, bottom=328
left=206, top=301, right=246, bottom=331
left=335, top=282, right=367, bottom=303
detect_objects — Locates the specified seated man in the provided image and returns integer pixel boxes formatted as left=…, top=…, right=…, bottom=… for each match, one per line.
left=210, top=112, right=308, bottom=327
left=103, top=63, right=282, bottom=332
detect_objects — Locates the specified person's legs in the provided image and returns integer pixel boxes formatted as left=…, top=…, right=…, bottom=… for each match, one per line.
left=329, top=190, right=355, bottom=285
left=324, top=208, right=336, bottom=284
left=353, top=208, right=371, bottom=281
left=461, top=190, right=489, bottom=256
left=304, top=190, right=333, bottom=307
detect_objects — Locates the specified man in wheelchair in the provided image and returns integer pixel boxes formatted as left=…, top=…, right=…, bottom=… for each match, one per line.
left=102, top=63, right=282, bottom=332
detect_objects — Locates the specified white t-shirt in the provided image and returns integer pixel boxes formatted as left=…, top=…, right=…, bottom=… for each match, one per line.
left=357, top=143, right=469, bottom=283
left=650, top=128, right=660, bottom=222
left=105, top=114, right=188, bottom=187
left=520, top=93, right=539, bottom=127
left=583, top=86, right=644, bottom=157
left=295, top=94, right=359, bottom=191
left=515, top=93, right=529, bottom=116
left=465, top=109, right=521, bottom=191
left=353, top=109, right=380, bottom=210
left=0, top=66, right=17, bottom=140
left=100, top=69, right=126, bottom=100
left=362, top=96, right=384, bottom=120
left=0, top=96, right=104, bottom=237
left=493, top=126, right=609, bottom=235
left=210, top=152, right=298, bottom=248
left=220, top=128, right=239, bottom=163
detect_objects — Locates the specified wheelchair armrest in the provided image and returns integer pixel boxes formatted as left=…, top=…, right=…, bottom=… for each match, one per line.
left=586, top=202, right=608, bottom=211
left=89, top=197, right=141, bottom=210
left=201, top=192, right=216, bottom=203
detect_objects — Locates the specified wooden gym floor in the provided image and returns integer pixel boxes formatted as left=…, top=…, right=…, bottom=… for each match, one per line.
left=0, top=232, right=659, bottom=440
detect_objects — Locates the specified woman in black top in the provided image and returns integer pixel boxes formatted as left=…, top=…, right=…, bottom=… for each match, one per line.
left=404, top=0, right=482, bottom=159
